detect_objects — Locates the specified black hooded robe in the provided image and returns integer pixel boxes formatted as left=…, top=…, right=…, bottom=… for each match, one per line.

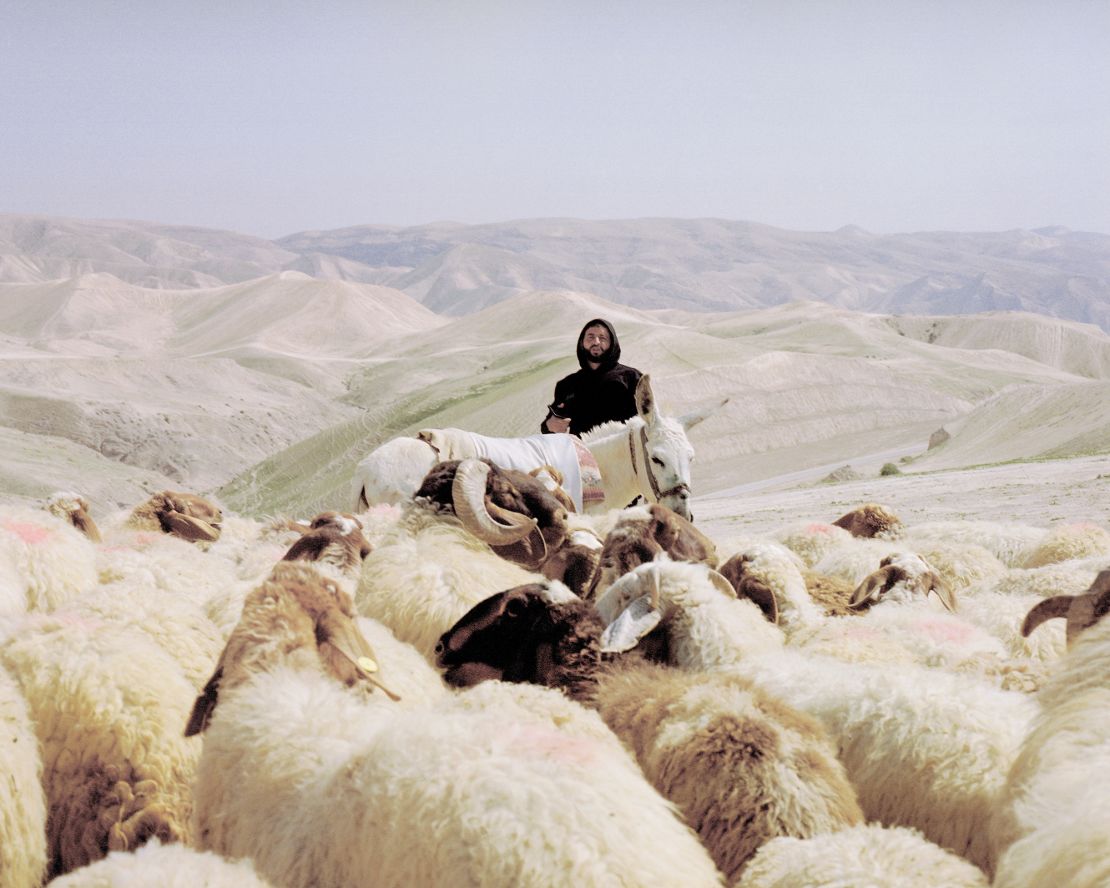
left=540, top=318, right=643, bottom=437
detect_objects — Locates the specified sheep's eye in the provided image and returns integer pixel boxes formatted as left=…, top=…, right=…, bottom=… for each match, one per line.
left=651, top=457, right=665, bottom=468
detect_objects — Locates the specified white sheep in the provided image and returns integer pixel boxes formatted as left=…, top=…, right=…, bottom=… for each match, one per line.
left=595, top=559, right=1038, bottom=872
left=356, top=502, right=544, bottom=660
left=45, top=840, right=275, bottom=887
left=0, top=611, right=201, bottom=877
left=0, top=505, right=97, bottom=614
left=738, top=650, right=1037, bottom=872
left=902, top=518, right=1045, bottom=568
left=436, top=579, right=863, bottom=883
left=716, top=544, right=1043, bottom=691
left=190, top=565, right=724, bottom=887
left=1019, top=521, right=1110, bottom=568
left=990, top=572, right=1110, bottom=883
left=0, top=663, right=48, bottom=888
left=735, top=823, right=989, bottom=887
left=773, top=520, right=855, bottom=568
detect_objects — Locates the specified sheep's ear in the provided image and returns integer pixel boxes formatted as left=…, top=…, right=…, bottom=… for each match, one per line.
left=600, top=594, right=662, bottom=653
left=849, top=567, right=895, bottom=609
left=162, top=511, right=221, bottom=543
left=926, top=573, right=957, bottom=612
left=316, top=610, right=401, bottom=701
left=733, top=576, right=780, bottom=625
left=1021, top=595, right=1073, bottom=638
left=184, top=666, right=223, bottom=737
left=634, top=375, right=656, bottom=422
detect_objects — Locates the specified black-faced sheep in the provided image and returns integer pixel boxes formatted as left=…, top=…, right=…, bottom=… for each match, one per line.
left=436, top=581, right=863, bottom=881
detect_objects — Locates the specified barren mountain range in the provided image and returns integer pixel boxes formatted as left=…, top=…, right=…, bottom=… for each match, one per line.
left=3, top=214, right=1109, bottom=328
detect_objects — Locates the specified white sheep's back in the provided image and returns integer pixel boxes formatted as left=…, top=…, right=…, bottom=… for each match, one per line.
left=1020, top=522, right=1110, bottom=568
left=195, top=667, right=724, bottom=888
left=46, top=839, right=275, bottom=887
left=95, top=526, right=240, bottom=611
left=0, top=663, right=47, bottom=888
left=1, top=615, right=201, bottom=875
left=774, top=521, right=855, bottom=569
left=0, top=506, right=96, bottom=613
left=736, top=823, right=989, bottom=888
left=356, top=515, right=541, bottom=660
left=904, top=520, right=1045, bottom=569
left=735, top=649, right=1037, bottom=872
left=990, top=617, right=1110, bottom=874
left=353, top=615, right=449, bottom=706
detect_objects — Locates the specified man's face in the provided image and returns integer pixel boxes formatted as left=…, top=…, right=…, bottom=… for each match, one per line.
left=582, top=325, right=611, bottom=360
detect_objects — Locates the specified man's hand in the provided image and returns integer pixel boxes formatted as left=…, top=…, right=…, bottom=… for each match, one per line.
left=545, top=415, right=571, bottom=433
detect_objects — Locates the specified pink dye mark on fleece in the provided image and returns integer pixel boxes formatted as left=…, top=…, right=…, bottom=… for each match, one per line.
left=512, top=724, right=600, bottom=768
left=1, top=521, right=52, bottom=545
left=918, top=616, right=975, bottom=645
left=804, top=523, right=836, bottom=535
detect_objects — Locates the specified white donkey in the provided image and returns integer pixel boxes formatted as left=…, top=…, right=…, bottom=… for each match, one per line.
left=351, top=375, right=696, bottom=519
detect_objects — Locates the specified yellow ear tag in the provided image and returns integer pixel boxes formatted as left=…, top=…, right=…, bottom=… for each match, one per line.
left=357, top=656, right=378, bottom=674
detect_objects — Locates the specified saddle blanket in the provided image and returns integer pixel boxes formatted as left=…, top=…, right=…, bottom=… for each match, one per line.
left=415, top=428, right=604, bottom=513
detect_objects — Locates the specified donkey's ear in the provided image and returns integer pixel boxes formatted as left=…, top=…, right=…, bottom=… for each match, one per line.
left=634, top=375, right=655, bottom=421
left=678, top=397, right=729, bottom=431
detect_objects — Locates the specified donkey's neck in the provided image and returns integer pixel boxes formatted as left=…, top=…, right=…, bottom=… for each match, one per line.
left=583, top=423, right=643, bottom=513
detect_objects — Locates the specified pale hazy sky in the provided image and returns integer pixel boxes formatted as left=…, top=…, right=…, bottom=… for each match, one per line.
left=3, top=1, right=1108, bottom=239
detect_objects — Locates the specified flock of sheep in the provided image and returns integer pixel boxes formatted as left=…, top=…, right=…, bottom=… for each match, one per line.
left=1, top=458, right=1108, bottom=887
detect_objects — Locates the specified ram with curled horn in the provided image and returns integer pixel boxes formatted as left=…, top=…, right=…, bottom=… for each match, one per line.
left=413, top=458, right=569, bottom=572
left=1022, top=568, right=1110, bottom=646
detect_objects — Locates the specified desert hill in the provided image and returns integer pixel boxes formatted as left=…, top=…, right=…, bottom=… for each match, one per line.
left=221, top=294, right=1110, bottom=516
left=0, top=256, right=1107, bottom=518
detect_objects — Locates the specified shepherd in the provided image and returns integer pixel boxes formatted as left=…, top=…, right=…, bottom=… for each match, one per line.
left=541, top=318, right=643, bottom=437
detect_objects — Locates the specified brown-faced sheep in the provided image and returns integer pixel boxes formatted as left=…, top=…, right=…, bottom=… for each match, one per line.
left=45, top=491, right=102, bottom=543
left=832, top=502, right=903, bottom=539
left=186, top=561, right=401, bottom=737
left=586, top=502, right=719, bottom=600
left=125, top=491, right=223, bottom=543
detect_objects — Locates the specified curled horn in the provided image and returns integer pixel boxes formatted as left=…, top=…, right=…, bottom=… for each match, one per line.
left=452, top=459, right=538, bottom=546
left=1023, top=571, right=1110, bottom=645
left=1021, top=595, right=1074, bottom=639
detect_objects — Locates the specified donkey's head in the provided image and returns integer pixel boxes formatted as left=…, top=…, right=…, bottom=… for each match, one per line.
left=633, top=375, right=695, bottom=521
